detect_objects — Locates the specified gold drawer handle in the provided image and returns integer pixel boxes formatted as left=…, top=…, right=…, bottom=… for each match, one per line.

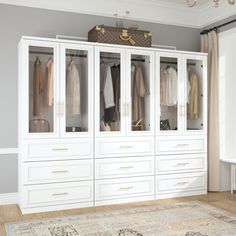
left=52, top=192, right=69, bottom=196
left=120, top=146, right=134, bottom=149
left=52, top=170, right=69, bottom=174
left=176, top=182, right=189, bottom=186
left=176, top=163, right=190, bottom=166
left=176, top=144, right=190, bottom=148
left=119, top=166, right=134, bottom=170
left=52, top=148, right=69, bottom=151
left=119, top=186, right=134, bottom=191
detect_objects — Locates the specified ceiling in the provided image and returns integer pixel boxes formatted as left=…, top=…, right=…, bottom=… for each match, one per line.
left=0, top=0, right=235, bottom=28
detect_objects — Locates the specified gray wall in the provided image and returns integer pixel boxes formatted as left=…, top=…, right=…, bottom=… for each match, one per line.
left=0, top=3, right=201, bottom=194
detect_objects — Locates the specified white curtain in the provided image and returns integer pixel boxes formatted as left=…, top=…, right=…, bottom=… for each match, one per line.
left=201, top=31, right=220, bottom=191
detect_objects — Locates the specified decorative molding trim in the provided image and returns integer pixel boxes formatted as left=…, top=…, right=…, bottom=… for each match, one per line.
left=0, top=192, right=18, bottom=205
left=0, top=0, right=235, bottom=29
left=0, top=148, right=18, bottom=155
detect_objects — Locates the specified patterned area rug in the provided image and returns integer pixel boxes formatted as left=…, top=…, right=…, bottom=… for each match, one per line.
left=5, top=201, right=236, bottom=236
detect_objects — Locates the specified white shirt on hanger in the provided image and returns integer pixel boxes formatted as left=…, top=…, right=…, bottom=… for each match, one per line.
left=165, top=67, right=178, bottom=106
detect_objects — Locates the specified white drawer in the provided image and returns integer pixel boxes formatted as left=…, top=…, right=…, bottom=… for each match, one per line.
left=156, top=172, right=207, bottom=192
left=27, top=140, right=92, bottom=159
left=23, top=160, right=93, bottom=184
left=156, top=154, right=206, bottom=173
left=156, top=136, right=206, bottom=154
left=22, top=181, right=93, bottom=206
left=95, top=137, right=154, bottom=158
left=96, top=156, right=154, bottom=179
left=95, top=176, right=154, bottom=201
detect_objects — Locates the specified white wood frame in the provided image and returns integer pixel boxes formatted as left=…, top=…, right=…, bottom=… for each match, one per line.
left=182, top=54, right=208, bottom=136
left=156, top=52, right=183, bottom=136
left=126, top=49, right=155, bottom=136
left=59, top=43, right=94, bottom=138
left=94, top=46, right=126, bottom=137
left=19, top=39, right=60, bottom=139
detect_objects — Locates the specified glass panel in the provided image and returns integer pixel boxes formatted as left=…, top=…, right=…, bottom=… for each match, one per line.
left=65, top=49, right=88, bottom=133
left=99, top=52, right=121, bottom=132
left=186, top=59, right=204, bottom=131
left=28, top=46, right=54, bottom=133
left=159, top=57, right=178, bottom=131
left=131, top=54, right=150, bottom=131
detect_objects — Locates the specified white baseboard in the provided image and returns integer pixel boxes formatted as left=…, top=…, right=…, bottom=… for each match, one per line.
left=0, top=192, right=18, bottom=205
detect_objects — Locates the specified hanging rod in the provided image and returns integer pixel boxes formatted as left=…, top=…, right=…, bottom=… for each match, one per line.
left=161, top=61, right=196, bottom=66
left=29, top=51, right=87, bottom=58
left=100, top=56, right=145, bottom=62
left=201, top=18, right=236, bottom=35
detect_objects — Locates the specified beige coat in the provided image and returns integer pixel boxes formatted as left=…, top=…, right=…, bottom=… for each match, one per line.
left=33, top=58, right=43, bottom=117
left=187, top=72, right=199, bottom=119
left=44, top=58, right=54, bottom=107
left=66, top=61, right=81, bottom=115
left=132, top=65, right=146, bottom=123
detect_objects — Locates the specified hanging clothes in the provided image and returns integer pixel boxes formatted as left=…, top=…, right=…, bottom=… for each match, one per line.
left=165, top=67, right=178, bottom=106
left=66, top=60, right=81, bottom=115
left=187, top=72, right=199, bottom=119
left=160, top=67, right=167, bottom=106
left=100, top=64, right=115, bottom=123
left=132, top=64, right=146, bottom=124
left=111, top=65, right=120, bottom=113
left=33, top=57, right=43, bottom=117
left=44, top=57, right=54, bottom=107
left=103, top=65, right=115, bottom=109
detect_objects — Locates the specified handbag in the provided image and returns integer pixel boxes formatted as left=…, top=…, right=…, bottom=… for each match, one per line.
left=160, top=119, right=170, bottom=130
left=29, top=118, right=50, bottom=133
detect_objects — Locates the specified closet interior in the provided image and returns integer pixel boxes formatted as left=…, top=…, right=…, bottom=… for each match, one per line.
left=29, top=46, right=89, bottom=134
left=186, top=58, right=204, bottom=131
left=65, top=49, right=88, bottom=133
left=29, top=46, right=55, bottom=133
left=130, top=54, right=150, bottom=132
left=99, top=52, right=151, bottom=132
left=159, top=57, right=178, bottom=131
left=99, top=52, right=121, bottom=132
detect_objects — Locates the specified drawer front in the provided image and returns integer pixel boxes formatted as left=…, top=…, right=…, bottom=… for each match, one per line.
left=156, top=137, right=206, bottom=154
left=95, top=137, right=154, bottom=158
left=28, top=141, right=91, bottom=159
left=156, top=172, right=207, bottom=192
left=23, top=160, right=93, bottom=184
left=96, top=156, right=154, bottom=179
left=156, top=154, right=206, bottom=173
left=95, top=176, right=154, bottom=200
left=23, top=181, right=93, bottom=206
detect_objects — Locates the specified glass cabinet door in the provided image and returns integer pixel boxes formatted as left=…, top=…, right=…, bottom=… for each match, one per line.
left=95, top=47, right=125, bottom=136
left=60, top=44, right=93, bottom=137
left=184, top=57, right=207, bottom=133
left=157, top=56, right=180, bottom=133
left=127, top=50, right=154, bottom=135
left=27, top=42, right=59, bottom=136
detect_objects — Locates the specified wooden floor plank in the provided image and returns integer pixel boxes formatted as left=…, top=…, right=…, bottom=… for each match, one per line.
left=1, top=192, right=236, bottom=236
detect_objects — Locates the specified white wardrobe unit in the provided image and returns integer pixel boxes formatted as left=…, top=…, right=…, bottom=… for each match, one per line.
left=18, top=38, right=94, bottom=214
left=94, top=46, right=155, bottom=205
left=156, top=52, right=208, bottom=199
left=18, top=36, right=207, bottom=214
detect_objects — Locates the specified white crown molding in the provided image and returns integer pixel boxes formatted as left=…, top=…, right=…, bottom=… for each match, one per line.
left=197, top=1, right=236, bottom=28
left=0, top=192, right=18, bottom=205
left=0, top=0, right=235, bottom=29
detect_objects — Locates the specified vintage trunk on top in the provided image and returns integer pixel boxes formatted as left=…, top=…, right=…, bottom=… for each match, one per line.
left=88, top=25, right=152, bottom=47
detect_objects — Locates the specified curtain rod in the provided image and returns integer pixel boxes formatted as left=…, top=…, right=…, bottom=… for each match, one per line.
left=200, top=19, right=236, bottom=35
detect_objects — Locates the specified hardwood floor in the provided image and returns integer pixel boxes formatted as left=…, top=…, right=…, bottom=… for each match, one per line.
left=1, top=192, right=236, bottom=236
